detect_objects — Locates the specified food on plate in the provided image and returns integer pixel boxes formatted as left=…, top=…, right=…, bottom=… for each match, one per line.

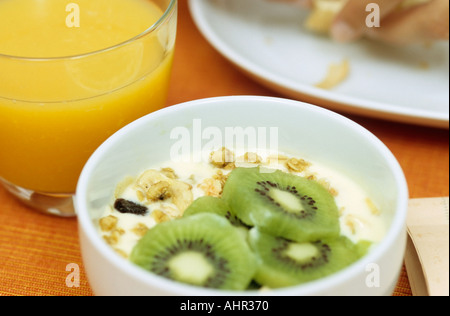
left=305, top=0, right=348, bottom=34
left=305, top=0, right=431, bottom=35
left=315, top=58, right=350, bottom=90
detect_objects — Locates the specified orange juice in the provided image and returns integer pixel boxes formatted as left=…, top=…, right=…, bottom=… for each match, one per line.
left=0, top=0, right=176, bottom=193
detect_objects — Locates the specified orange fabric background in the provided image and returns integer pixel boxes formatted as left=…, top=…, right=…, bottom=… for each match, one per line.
left=0, top=1, right=448, bottom=296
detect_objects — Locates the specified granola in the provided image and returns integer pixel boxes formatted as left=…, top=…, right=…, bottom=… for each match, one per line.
left=96, top=148, right=387, bottom=257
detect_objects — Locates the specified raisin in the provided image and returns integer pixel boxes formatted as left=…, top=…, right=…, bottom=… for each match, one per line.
left=114, top=198, right=148, bottom=216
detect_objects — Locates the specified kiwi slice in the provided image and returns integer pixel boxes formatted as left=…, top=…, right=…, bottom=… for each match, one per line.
left=248, top=228, right=369, bottom=288
left=130, top=213, right=256, bottom=290
left=222, top=167, right=340, bottom=242
left=183, top=196, right=251, bottom=239
left=183, top=196, right=230, bottom=218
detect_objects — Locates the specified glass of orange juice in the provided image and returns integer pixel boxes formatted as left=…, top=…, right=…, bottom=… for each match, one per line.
left=0, top=0, right=177, bottom=216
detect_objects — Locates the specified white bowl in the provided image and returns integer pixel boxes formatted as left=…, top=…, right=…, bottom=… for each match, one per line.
left=75, top=96, right=409, bottom=296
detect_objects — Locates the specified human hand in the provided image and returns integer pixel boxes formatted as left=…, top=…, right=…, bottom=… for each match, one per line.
left=333, top=0, right=449, bottom=45
left=275, top=0, right=449, bottom=45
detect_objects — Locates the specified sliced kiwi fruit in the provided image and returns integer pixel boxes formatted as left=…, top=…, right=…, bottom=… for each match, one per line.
left=248, top=228, right=370, bottom=288
left=222, top=167, right=340, bottom=242
left=183, top=196, right=229, bottom=218
left=183, top=196, right=251, bottom=239
left=130, top=213, right=256, bottom=290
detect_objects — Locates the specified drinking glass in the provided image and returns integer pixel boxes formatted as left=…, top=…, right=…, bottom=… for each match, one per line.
left=0, top=0, right=177, bottom=216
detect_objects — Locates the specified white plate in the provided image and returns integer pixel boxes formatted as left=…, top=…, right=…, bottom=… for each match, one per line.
left=189, top=0, right=449, bottom=128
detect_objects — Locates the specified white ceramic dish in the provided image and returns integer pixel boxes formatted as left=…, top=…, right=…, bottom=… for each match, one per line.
left=188, top=0, right=449, bottom=129
left=76, top=96, right=409, bottom=296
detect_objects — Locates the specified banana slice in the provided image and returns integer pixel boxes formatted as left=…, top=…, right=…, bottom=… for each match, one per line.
left=136, top=169, right=168, bottom=191
left=135, top=169, right=193, bottom=214
left=170, top=181, right=194, bottom=213
left=305, top=0, right=348, bottom=34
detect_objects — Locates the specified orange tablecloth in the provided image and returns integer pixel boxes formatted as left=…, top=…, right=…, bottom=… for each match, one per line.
left=0, top=1, right=448, bottom=296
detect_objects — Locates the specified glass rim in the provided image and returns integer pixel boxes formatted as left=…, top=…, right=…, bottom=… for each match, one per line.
left=0, top=0, right=177, bottom=61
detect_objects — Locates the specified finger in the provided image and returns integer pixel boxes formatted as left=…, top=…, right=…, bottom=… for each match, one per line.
left=331, top=0, right=404, bottom=42
left=269, top=0, right=313, bottom=8
left=366, top=0, right=449, bottom=45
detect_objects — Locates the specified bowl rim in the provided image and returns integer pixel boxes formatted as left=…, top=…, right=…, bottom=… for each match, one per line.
left=75, top=95, right=409, bottom=296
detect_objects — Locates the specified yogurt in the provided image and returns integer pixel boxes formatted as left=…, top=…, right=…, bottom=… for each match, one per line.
left=96, top=148, right=387, bottom=258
